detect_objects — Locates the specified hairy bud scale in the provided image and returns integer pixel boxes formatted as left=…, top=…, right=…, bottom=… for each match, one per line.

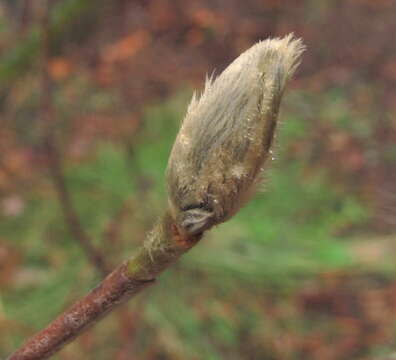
left=166, top=34, right=305, bottom=235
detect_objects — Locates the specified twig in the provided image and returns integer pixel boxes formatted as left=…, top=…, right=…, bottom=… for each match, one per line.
left=8, top=35, right=305, bottom=360
left=39, top=0, right=109, bottom=276
left=7, top=212, right=198, bottom=360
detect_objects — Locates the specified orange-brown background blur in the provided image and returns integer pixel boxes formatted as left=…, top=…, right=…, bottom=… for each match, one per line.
left=1, top=1, right=396, bottom=359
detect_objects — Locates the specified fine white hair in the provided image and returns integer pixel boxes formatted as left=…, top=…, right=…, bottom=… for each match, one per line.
left=167, top=34, right=305, bottom=235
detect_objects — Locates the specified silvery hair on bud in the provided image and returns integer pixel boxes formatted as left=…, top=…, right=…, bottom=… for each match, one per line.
left=166, top=34, right=305, bottom=236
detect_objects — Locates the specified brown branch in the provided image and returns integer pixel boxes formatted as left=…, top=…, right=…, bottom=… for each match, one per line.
left=39, top=0, right=109, bottom=276
left=7, top=212, right=200, bottom=360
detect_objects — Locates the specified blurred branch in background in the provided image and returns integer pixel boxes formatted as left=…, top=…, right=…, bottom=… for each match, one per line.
left=37, top=4, right=141, bottom=356
left=39, top=0, right=109, bottom=277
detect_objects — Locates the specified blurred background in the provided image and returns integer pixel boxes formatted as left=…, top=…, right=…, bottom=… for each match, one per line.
left=1, top=0, right=396, bottom=359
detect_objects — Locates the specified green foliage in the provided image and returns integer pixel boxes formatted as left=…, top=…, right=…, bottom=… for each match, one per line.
left=0, top=92, right=376, bottom=359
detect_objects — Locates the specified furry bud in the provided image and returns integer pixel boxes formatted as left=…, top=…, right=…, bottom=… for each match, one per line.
left=166, top=34, right=305, bottom=235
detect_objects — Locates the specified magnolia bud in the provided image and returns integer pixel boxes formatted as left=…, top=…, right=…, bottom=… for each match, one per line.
left=167, top=34, right=305, bottom=235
